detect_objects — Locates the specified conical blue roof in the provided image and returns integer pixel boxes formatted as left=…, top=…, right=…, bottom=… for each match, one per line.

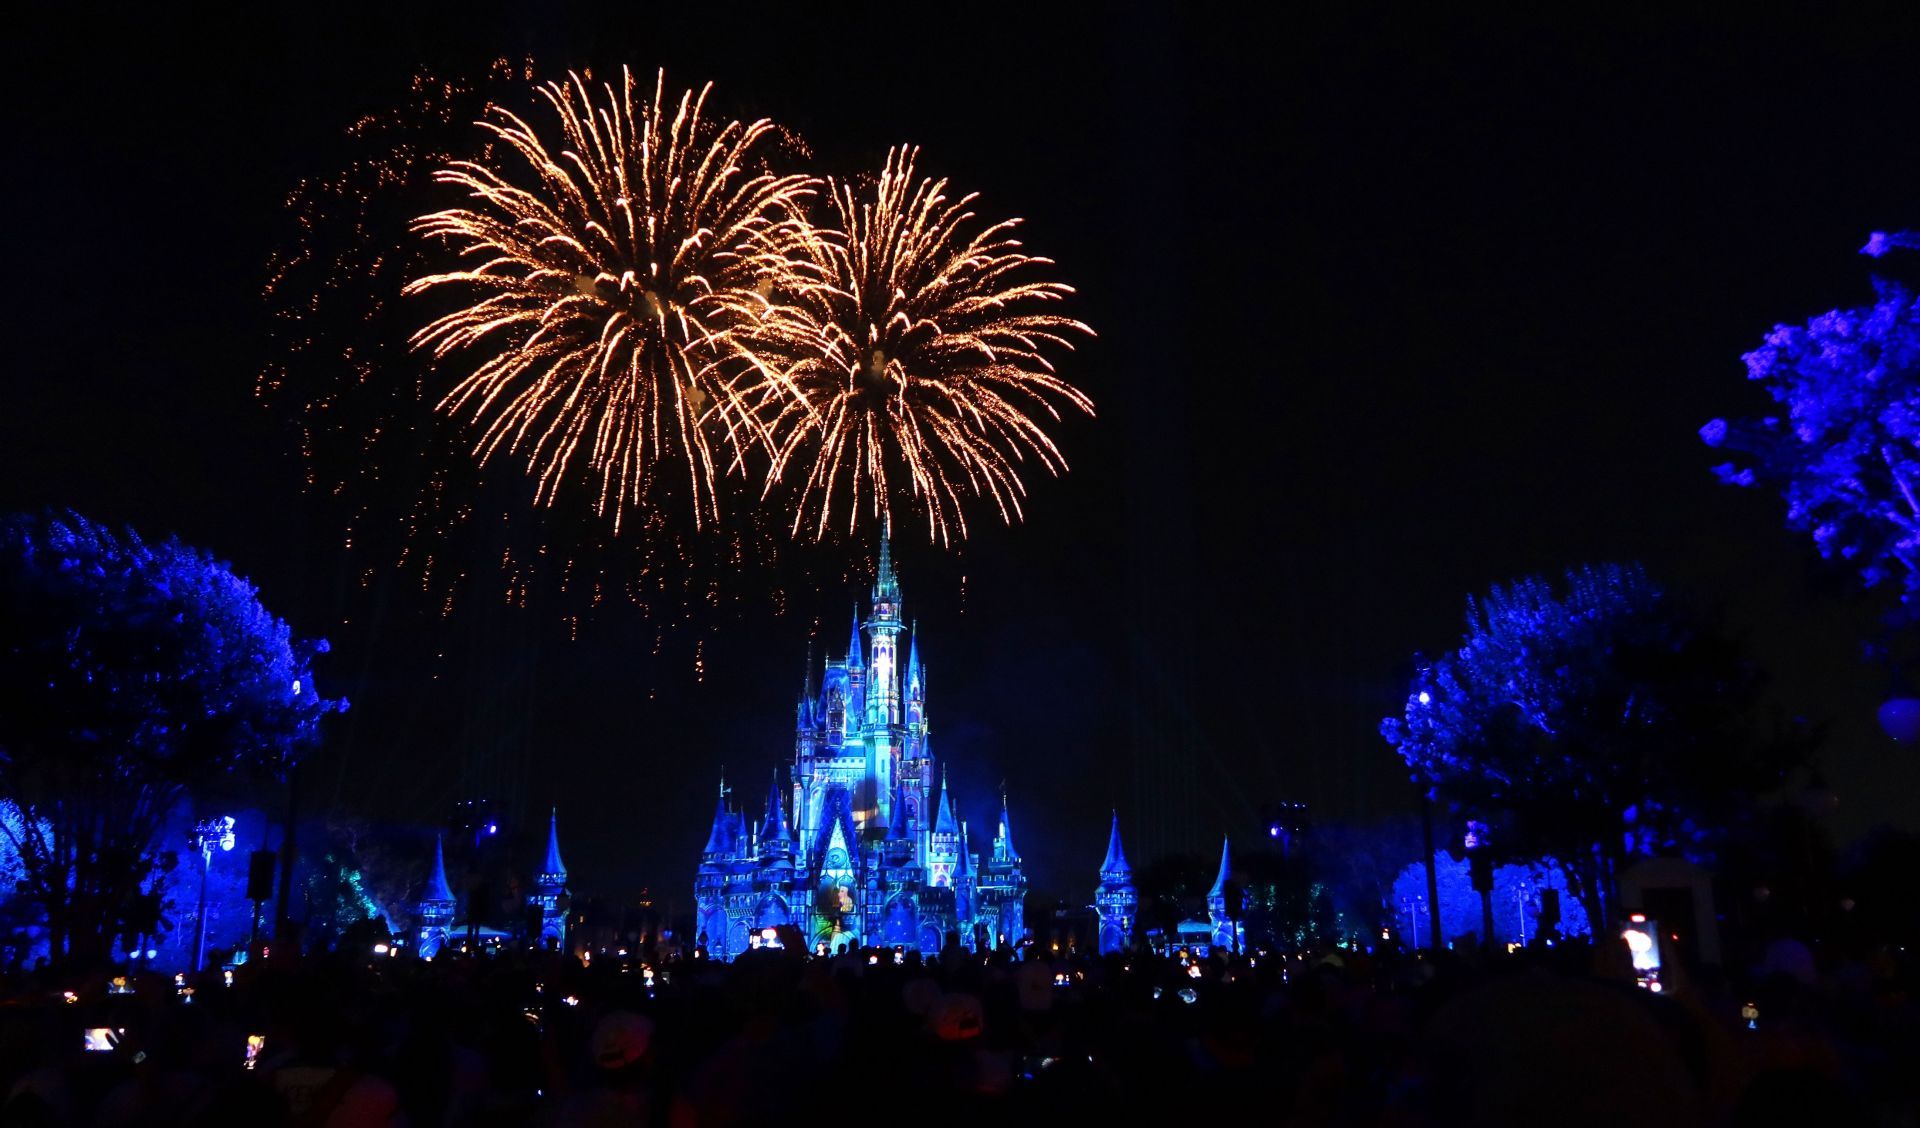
left=424, top=835, right=454, bottom=903
left=1100, top=812, right=1131, bottom=878
left=996, top=796, right=1018, bottom=861
left=847, top=606, right=864, bottom=669
left=702, top=775, right=732, bottom=855
left=888, top=772, right=910, bottom=840
left=543, top=808, right=567, bottom=879
left=934, top=766, right=959, bottom=834
left=762, top=770, right=792, bottom=842
left=1209, top=836, right=1232, bottom=898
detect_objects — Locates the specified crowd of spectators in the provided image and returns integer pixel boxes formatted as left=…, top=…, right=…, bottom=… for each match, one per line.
left=0, top=931, right=1911, bottom=1126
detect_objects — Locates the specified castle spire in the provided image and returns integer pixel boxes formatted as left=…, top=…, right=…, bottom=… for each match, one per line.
left=934, top=765, right=959, bottom=834
left=762, top=769, right=792, bottom=843
left=995, top=793, right=1019, bottom=861
left=1100, top=811, right=1131, bottom=879
left=805, top=636, right=816, bottom=699
left=703, top=773, right=732, bottom=856
left=888, top=771, right=910, bottom=840
left=875, top=527, right=898, bottom=604
left=425, top=834, right=454, bottom=903
left=1209, top=836, right=1232, bottom=898
left=847, top=605, right=864, bottom=670
left=542, top=807, right=567, bottom=882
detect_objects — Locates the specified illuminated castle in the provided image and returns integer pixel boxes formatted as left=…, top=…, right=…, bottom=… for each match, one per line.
left=695, top=537, right=1036, bottom=958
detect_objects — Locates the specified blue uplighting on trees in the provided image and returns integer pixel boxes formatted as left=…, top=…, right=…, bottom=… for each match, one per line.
left=1705, top=232, right=1920, bottom=599
left=1380, top=562, right=1787, bottom=928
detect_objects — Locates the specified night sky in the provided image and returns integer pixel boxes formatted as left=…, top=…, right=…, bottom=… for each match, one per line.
left=9, top=4, right=1920, bottom=903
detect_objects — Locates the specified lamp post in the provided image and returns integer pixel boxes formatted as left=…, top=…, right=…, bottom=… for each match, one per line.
left=1402, top=895, right=1426, bottom=948
left=189, top=816, right=237, bottom=973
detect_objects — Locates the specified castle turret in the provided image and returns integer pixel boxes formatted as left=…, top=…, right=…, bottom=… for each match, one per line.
left=978, top=794, right=1027, bottom=947
left=759, top=770, right=794, bottom=867
left=696, top=776, right=734, bottom=957
left=417, top=835, right=457, bottom=958
left=993, top=796, right=1020, bottom=864
left=927, top=766, right=961, bottom=887
left=905, top=626, right=925, bottom=733
left=529, top=809, right=570, bottom=949
left=955, top=819, right=977, bottom=944
left=702, top=776, right=734, bottom=862
left=845, top=607, right=865, bottom=732
left=1207, top=837, right=1240, bottom=954
left=1094, top=813, right=1138, bottom=955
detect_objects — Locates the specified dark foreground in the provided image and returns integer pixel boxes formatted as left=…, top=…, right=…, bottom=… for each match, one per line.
left=1, top=939, right=1912, bottom=1127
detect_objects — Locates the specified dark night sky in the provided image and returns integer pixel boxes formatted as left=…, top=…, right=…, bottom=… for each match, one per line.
left=7, top=4, right=1920, bottom=902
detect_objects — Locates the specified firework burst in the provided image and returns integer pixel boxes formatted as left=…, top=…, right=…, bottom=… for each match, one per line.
left=762, top=146, right=1094, bottom=545
left=406, top=68, right=819, bottom=532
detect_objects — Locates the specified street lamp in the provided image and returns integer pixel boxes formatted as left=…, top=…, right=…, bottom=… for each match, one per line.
left=189, top=816, right=237, bottom=973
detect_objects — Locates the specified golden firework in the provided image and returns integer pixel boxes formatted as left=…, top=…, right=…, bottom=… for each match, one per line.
left=406, top=68, right=818, bottom=532
left=762, top=147, right=1094, bottom=545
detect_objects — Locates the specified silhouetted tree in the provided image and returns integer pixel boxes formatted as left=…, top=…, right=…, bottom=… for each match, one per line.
left=1382, top=564, right=1802, bottom=929
left=0, top=511, right=343, bottom=966
left=1135, top=853, right=1209, bottom=940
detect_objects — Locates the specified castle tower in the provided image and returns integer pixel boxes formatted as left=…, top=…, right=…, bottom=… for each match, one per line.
left=955, top=819, right=977, bottom=947
left=845, top=608, right=865, bottom=737
left=1094, top=813, right=1138, bottom=955
left=530, top=808, right=570, bottom=949
left=417, top=835, right=457, bottom=958
left=1207, top=837, right=1240, bottom=954
left=927, top=766, right=961, bottom=888
left=898, top=625, right=931, bottom=843
left=758, top=770, right=794, bottom=866
left=696, top=777, right=733, bottom=956
left=977, top=795, right=1028, bottom=948
left=905, top=626, right=925, bottom=734
left=869, top=535, right=904, bottom=729
left=863, top=534, right=905, bottom=829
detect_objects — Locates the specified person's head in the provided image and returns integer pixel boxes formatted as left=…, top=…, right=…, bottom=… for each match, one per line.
left=590, top=1011, right=654, bottom=1079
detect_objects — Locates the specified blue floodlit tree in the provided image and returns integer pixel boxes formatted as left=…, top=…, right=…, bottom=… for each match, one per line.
left=1703, top=232, right=1920, bottom=601
left=1382, top=564, right=1796, bottom=929
left=0, top=511, right=343, bottom=968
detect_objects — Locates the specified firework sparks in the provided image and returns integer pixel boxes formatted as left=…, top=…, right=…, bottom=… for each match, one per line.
left=261, top=61, right=830, bottom=662
left=761, top=147, right=1094, bottom=545
left=406, top=68, right=819, bottom=532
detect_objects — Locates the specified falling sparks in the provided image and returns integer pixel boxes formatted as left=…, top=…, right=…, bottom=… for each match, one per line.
left=262, top=64, right=1093, bottom=682
left=260, top=61, right=828, bottom=652
left=761, top=146, right=1095, bottom=546
left=406, top=67, right=819, bottom=533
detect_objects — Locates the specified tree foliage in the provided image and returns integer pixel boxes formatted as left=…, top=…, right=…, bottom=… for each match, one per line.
left=1382, top=563, right=1797, bottom=927
left=1703, top=233, right=1920, bottom=599
left=0, top=511, right=344, bottom=967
